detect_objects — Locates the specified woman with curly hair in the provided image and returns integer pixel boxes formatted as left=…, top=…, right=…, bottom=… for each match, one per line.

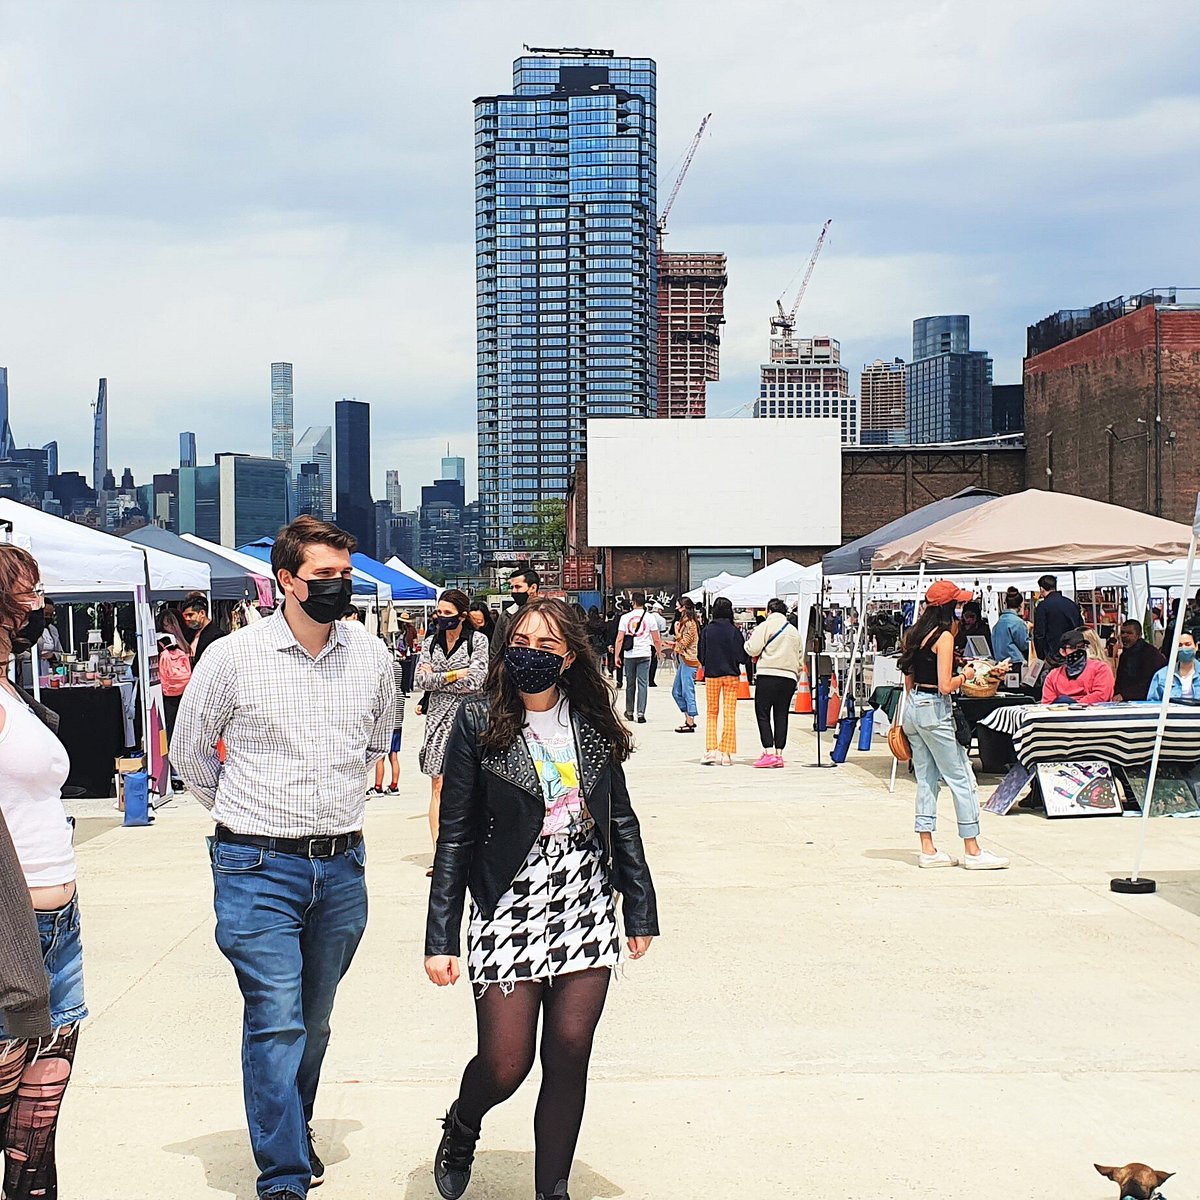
left=424, top=598, right=659, bottom=1200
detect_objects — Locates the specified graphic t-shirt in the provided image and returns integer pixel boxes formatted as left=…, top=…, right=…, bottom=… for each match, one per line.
left=523, top=700, right=592, bottom=837
left=617, top=608, right=655, bottom=660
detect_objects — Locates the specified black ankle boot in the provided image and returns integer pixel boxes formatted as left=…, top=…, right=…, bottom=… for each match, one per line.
left=536, top=1181, right=569, bottom=1200
left=434, top=1101, right=480, bottom=1200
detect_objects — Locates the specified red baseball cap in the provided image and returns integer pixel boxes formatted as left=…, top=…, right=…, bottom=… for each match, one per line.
left=925, top=580, right=974, bottom=606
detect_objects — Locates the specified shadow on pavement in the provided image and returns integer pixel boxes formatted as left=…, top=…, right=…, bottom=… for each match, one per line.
left=1147, top=870, right=1200, bottom=919
left=403, top=1151, right=624, bottom=1199
left=863, top=848, right=920, bottom=867
left=164, top=1118, right=362, bottom=1198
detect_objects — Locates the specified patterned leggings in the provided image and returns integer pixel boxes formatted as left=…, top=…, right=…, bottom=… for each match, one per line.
left=705, top=676, right=740, bottom=754
left=0, top=1026, right=79, bottom=1200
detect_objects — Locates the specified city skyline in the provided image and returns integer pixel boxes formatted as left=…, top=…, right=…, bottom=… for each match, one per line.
left=0, top=2, right=1197, bottom=496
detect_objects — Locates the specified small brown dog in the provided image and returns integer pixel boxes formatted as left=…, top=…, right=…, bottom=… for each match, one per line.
left=1095, top=1163, right=1174, bottom=1199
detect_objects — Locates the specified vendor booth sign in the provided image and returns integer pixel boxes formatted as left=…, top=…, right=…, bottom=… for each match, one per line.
left=1036, top=761, right=1122, bottom=817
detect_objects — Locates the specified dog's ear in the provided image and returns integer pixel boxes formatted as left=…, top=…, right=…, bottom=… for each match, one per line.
left=1095, top=1165, right=1119, bottom=1181
left=1154, top=1171, right=1174, bottom=1186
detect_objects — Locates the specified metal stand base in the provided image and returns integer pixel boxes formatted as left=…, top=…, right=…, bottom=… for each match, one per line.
left=1110, top=877, right=1157, bottom=895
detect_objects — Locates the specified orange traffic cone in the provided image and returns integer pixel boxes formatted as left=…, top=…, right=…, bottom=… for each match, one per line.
left=793, top=663, right=813, bottom=713
left=826, top=669, right=841, bottom=724
left=737, top=665, right=752, bottom=700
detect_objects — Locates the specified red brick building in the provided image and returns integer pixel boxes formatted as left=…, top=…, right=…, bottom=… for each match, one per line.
left=1024, top=290, right=1200, bottom=522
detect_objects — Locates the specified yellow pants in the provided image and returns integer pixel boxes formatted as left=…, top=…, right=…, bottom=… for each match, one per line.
left=705, top=676, right=739, bottom=754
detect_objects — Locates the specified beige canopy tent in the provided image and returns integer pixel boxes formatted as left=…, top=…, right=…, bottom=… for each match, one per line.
left=870, top=490, right=1193, bottom=572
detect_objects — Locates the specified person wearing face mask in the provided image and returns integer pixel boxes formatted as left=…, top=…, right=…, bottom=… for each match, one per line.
left=425, top=598, right=658, bottom=1200
left=1040, top=628, right=1115, bottom=705
left=180, top=592, right=227, bottom=665
left=173, top=516, right=395, bottom=1200
left=0, top=543, right=88, bottom=1198
left=417, top=590, right=490, bottom=866
left=1146, top=631, right=1199, bottom=702
left=489, top=568, right=541, bottom=660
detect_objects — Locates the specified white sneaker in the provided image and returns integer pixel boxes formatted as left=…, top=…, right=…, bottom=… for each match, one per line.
left=918, top=850, right=959, bottom=869
left=962, top=849, right=1010, bottom=870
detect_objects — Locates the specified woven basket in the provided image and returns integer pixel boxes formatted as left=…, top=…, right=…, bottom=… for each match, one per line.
left=960, top=674, right=1001, bottom=699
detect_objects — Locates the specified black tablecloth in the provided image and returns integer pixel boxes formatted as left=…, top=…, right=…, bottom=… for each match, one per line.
left=42, top=686, right=128, bottom=798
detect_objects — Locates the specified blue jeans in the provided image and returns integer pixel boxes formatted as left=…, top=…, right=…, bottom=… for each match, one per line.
left=0, top=894, right=87, bottom=1038
left=901, top=692, right=980, bottom=839
left=624, top=656, right=650, bottom=717
left=210, top=836, right=368, bottom=1199
left=672, top=662, right=698, bottom=719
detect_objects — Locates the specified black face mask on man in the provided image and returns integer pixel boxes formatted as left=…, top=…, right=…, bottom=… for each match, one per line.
left=504, top=646, right=566, bottom=695
left=11, top=607, right=47, bottom=651
left=295, top=577, right=353, bottom=625
left=509, top=591, right=530, bottom=608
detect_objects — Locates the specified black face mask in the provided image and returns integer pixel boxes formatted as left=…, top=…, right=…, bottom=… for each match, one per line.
left=509, top=591, right=530, bottom=608
left=1064, top=649, right=1088, bottom=679
left=12, top=608, right=47, bottom=650
left=505, top=646, right=565, bottom=694
left=295, top=577, right=352, bottom=625
left=435, top=614, right=463, bottom=633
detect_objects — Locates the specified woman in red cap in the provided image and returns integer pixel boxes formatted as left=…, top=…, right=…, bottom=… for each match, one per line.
left=896, top=580, right=1010, bottom=870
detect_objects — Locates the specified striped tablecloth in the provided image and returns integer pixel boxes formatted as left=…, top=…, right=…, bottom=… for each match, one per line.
left=978, top=703, right=1200, bottom=767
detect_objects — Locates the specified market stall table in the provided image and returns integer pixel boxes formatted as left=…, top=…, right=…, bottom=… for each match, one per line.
left=978, top=702, right=1200, bottom=769
left=869, top=686, right=1034, bottom=772
left=42, top=685, right=129, bottom=798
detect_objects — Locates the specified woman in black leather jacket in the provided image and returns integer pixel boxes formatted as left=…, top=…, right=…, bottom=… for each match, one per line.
left=425, top=597, right=658, bottom=1200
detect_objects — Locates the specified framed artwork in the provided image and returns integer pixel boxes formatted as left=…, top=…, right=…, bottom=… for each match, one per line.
left=985, top=763, right=1032, bottom=815
left=1036, top=761, right=1123, bottom=817
left=1118, top=763, right=1200, bottom=817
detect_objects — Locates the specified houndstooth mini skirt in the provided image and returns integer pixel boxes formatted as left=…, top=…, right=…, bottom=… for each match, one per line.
left=467, top=828, right=622, bottom=993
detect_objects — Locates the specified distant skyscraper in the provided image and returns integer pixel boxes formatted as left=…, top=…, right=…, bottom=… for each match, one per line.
left=334, top=400, right=374, bottom=555
left=0, top=368, right=14, bottom=460
left=475, top=48, right=658, bottom=560
left=754, top=335, right=857, bottom=444
left=293, top=425, right=333, bottom=520
left=441, top=455, right=466, bottom=486
left=180, top=431, right=197, bottom=469
left=120, top=467, right=135, bottom=491
left=178, top=463, right=221, bottom=541
left=92, top=378, right=109, bottom=492
left=42, top=442, right=58, bottom=478
left=657, top=252, right=727, bottom=419
left=859, top=358, right=908, bottom=445
left=386, top=469, right=402, bottom=515
left=271, top=363, right=294, bottom=471
left=217, top=453, right=290, bottom=548
left=420, top=476, right=467, bottom=575
left=991, top=383, right=1025, bottom=435
left=906, top=316, right=993, bottom=443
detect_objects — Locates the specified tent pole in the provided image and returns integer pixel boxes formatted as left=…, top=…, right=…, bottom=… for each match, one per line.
left=844, top=568, right=874, bottom=706
left=889, top=561, right=926, bottom=794
left=1119, top=529, right=1197, bottom=892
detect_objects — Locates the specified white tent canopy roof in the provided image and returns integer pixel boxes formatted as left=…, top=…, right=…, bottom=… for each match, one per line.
left=720, top=558, right=818, bottom=607
left=181, top=534, right=282, bottom=597
left=1, top=501, right=209, bottom=598
left=384, top=556, right=440, bottom=595
left=684, top=570, right=744, bottom=602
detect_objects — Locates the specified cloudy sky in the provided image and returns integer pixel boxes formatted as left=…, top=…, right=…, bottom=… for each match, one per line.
left=2, top=0, right=1198, bottom=504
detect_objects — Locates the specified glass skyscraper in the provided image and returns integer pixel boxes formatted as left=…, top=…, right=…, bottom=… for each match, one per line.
left=271, top=362, right=294, bottom=471
left=335, top=400, right=374, bottom=556
left=475, top=48, right=657, bottom=560
left=906, top=316, right=993, bottom=443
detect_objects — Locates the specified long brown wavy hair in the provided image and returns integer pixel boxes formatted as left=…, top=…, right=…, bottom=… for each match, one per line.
left=0, top=543, right=40, bottom=660
left=481, top=597, right=633, bottom=762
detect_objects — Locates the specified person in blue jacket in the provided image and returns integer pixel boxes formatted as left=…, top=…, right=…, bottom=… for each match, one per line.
left=1147, top=631, right=1198, bottom=701
left=991, top=587, right=1029, bottom=666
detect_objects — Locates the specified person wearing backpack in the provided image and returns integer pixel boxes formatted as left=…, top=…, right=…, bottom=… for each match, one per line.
left=157, top=610, right=194, bottom=791
left=744, top=598, right=803, bottom=767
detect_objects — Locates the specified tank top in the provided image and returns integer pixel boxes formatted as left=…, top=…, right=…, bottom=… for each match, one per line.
left=0, top=687, right=76, bottom=888
left=912, top=636, right=941, bottom=687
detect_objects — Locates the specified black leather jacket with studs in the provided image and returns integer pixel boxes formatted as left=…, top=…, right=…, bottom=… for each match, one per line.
left=425, top=697, right=660, bottom=957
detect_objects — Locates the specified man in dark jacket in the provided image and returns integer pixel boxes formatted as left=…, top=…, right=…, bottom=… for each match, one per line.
left=181, top=592, right=227, bottom=665
left=1114, top=619, right=1168, bottom=702
left=1033, top=575, right=1085, bottom=660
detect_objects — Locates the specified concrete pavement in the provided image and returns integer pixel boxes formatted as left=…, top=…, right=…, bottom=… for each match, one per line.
left=59, top=685, right=1200, bottom=1199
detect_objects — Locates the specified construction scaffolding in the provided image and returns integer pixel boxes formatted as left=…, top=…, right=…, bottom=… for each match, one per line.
left=656, top=251, right=727, bottom=419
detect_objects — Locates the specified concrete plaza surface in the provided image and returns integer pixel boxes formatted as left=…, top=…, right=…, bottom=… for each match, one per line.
left=60, top=691, right=1200, bottom=1200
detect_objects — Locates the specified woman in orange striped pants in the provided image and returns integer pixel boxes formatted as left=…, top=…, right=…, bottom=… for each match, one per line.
left=697, top=597, right=746, bottom=766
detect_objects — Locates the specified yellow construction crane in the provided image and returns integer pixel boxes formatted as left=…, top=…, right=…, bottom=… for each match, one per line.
left=771, top=218, right=832, bottom=337
left=656, top=113, right=712, bottom=251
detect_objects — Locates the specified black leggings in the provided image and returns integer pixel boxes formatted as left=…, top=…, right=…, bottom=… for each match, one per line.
left=455, top=968, right=611, bottom=1196
left=754, top=675, right=796, bottom=750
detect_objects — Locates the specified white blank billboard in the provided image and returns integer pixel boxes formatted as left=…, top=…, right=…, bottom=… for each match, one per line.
left=586, top=418, right=842, bottom=547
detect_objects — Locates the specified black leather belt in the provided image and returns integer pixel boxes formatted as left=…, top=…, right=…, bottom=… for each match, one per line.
left=913, top=686, right=943, bottom=694
left=216, top=826, right=362, bottom=859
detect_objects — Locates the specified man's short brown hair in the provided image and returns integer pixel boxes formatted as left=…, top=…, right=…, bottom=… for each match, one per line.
left=271, top=516, right=357, bottom=581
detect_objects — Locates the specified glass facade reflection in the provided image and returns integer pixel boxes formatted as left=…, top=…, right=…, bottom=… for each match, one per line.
left=906, top=315, right=993, bottom=443
left=475, top=51, right=657, bottom=559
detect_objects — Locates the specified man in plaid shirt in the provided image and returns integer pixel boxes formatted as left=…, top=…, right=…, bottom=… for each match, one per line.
left=175, top=516, right=394, bottom=1199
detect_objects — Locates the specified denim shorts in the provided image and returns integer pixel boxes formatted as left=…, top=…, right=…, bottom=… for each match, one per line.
left=0, top=893, right=88, bottom=1038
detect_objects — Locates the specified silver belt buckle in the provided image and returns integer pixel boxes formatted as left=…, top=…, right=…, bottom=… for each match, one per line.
left=308, top=837, right=334, bottom=858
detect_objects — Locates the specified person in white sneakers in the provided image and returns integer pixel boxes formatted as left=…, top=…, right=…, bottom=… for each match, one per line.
left=896, top=580, right=1009, bottom=872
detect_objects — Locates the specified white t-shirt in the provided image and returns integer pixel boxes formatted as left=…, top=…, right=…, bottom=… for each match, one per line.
left=617, top=608, right=656, bottom=660
left=0, top=687, right=76, bottom=887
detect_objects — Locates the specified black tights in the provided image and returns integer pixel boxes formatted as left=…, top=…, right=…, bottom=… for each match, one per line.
left=0, top=1025, right=80, bottom=1200
left=456, top=968, right=611, bottom=1196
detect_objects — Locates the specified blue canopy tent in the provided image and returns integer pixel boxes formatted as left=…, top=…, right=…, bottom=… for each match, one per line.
left=236, top=539, right=386, bottom=599
left=350, top=553, right=437, bottom=602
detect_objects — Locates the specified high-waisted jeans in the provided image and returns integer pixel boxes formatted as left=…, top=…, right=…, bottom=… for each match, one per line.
left=672, top=662, right=698, bottom=719
left=901, top=691, right=980, bottom=839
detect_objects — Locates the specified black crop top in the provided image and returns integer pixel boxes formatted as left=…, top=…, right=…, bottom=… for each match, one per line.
left=912, top=636, right=941, bottom=687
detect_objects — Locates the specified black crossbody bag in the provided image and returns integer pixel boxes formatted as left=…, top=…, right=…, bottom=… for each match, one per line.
left=621, top=611, right=648, bottom=654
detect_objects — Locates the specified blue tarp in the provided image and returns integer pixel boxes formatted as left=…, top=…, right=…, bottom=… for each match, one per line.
left=350, top=553, right=437, bottom=601
left=236, top=539, right=381, bottom=597
left=821, top=488, right=1000, bottom=576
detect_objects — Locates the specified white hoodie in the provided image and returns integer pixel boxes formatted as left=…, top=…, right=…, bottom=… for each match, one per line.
left=744, top=612, right=803, bottom=681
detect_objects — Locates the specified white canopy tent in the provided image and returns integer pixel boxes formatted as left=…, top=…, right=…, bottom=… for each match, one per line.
left=385, top=556, right=440, bottom=595
left=684, top=571, right=743, bottom=604
left=719, top=558, right=817, bottom=608
left=181, top=535, right=282, bottom=601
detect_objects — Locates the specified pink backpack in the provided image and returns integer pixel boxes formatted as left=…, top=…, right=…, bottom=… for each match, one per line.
left=158, top=647, right=193, bottom=697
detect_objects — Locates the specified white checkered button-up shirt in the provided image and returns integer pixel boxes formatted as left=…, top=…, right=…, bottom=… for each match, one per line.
left=174, top=609, right=396, bottom=838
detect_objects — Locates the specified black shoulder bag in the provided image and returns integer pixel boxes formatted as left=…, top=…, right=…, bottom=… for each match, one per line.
left=621, top=610, right=648, bottom=655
